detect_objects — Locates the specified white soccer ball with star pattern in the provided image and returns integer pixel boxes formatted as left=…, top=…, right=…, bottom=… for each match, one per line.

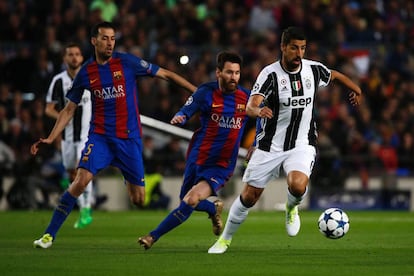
left=318, top=208, right=350, bottom=239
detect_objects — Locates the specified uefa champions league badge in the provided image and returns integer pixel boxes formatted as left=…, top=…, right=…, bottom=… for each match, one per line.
left=140, top=60, right=149, bottom=68
left=252, top=83, right=260, bottom=93
left=185, top=96, right=193, bottom=106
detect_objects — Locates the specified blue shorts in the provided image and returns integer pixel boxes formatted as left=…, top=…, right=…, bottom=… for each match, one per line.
left=78, top=133, right=145, bottom=186
left=179, top=162, right=234, bottom=199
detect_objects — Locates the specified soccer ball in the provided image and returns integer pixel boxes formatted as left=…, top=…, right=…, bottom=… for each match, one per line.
left=318, top=208, right=350, bottom=239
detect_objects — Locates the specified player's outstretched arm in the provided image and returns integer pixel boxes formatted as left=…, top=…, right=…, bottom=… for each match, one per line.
left=31, top=101, right=77, bottom=155
left=155, top=68, right=197, bottom=94
left=331, top=70, right=362, bottom=106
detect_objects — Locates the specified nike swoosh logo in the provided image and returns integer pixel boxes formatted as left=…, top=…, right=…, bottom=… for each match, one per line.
left=212, top=104, right=223, bottom=108
left=90, top=78, right=98, bottom=84
left=210, top=177, right=220, bottom=184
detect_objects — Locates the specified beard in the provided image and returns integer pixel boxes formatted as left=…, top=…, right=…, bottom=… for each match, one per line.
left=97, top=51, right=112, bottom=62
left=67, top=63, right=80, bottom=71
left=284, top=58, right=301, bottom=71
left=223, top=81, right=237, bottom=93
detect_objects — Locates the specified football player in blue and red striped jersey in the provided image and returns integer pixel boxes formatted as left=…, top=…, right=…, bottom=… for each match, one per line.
left=31, top=21, right=196, bottom=249
left=138, top=51, right=251, bottom=250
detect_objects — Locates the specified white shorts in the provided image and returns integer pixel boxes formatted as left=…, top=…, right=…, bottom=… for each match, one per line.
left=61, top=139, right=87, bottom=170
left=242, top=145, right=316, bottom=189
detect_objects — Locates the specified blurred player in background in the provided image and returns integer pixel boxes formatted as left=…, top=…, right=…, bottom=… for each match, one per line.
left=45, top=42, right=94, bottom=229
left=32, top=21, right=196, bottom=249
left=209, top=26, right=362, bottom=254
left=138, top=51, right=251, bottom=250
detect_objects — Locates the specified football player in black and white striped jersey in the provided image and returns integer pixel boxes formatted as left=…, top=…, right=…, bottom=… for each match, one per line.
left=209, top=26, right=361, bottom=254
left=45, top=43, right=94, bottom=229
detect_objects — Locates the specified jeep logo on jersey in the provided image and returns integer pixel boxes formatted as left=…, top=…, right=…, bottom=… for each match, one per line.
left=282, top=96, right=312, bottom=107
left=211, top=113, right=243, bottom=129
left=93, top=85, right=126, bottom=99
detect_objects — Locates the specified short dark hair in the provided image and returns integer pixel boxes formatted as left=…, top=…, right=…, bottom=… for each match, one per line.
left=281, top=26, right=306, bottom=45
left=216, top=51, right=243, bottom=70
left=90, top=21, right=116, bottom=38
left=62, top=42, right=81, bottom=56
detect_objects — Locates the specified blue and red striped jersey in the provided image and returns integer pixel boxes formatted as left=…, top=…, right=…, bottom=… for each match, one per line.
left=181, top=81, right=250, bottom=169
left=66, top=52, right=160, bottom=139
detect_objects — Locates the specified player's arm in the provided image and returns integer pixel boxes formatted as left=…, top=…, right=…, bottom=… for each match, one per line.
left=246, top=94, right=273, bottom=119
left=155, top=67, right=197, bottom=94
left=331, top=70, right=362, bottom=106
left=31, top=101, right=77, bottom=155
left=45, top=102, right=60, bottom=120
left=171, top=88, right=203, bottom=125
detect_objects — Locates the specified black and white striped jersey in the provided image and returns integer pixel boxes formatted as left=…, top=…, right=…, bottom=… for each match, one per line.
left=251, top=59, right=331, bottom=152
left=45, top=70, right=91, bottom=142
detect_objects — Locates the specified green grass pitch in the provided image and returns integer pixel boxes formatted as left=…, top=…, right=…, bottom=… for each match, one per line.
left=0, top=210, right=413, bottom=275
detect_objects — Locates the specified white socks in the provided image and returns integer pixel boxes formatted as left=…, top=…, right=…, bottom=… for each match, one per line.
left=221, top=196, right=249, bottom=241
left=287, top=186, right=308, bottom=209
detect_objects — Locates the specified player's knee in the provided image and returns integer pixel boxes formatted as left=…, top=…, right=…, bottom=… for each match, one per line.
left=68, top=181, right=87, bottom=197
left=240, top=184, right=262, bottom=207
left=129, top=190, right=145, bottom=207
left=287, top=172, right=308, bottom=196
left=183, top=193, right=201, bottom=207
left=288, top=181, right=307, bottom=197
left=126, top=182, right=145, bottom=207
left=130, top=194, right=145, bottom=207
left=240, top=193, right=258, bottom=208
left=70, top=169, right=93, bottom=196
left=68, top=177, right=88, bottom=197
left=185, top=197, right=201, bottom=207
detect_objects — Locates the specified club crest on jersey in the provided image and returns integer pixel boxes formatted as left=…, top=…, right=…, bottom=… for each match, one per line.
left=113, top=71, right=123, bottom=80
left=292, top=80, right=301, bottom=91
left=236, top=104, right=246, bottom=112
left=305, top=77, right=312, bottom=89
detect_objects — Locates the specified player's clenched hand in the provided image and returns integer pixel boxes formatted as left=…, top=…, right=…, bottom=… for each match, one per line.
left=30, top=138, right=52, bottom=155
left=349, top=91, right=361, bottom=106
left=170, top=111, right=187, bottom=126
left=258, top=106, right=273, bottom=118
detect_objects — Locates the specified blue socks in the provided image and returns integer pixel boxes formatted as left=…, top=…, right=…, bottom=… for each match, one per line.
left=194, top=199, right=215, bottom=217
left=150, top=201, right=194, bottom=240
left=45, top=191, right=77, bottom=239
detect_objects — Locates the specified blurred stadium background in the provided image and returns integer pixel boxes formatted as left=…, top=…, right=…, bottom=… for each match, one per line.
left=0, top=0, right=413, bottom=211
